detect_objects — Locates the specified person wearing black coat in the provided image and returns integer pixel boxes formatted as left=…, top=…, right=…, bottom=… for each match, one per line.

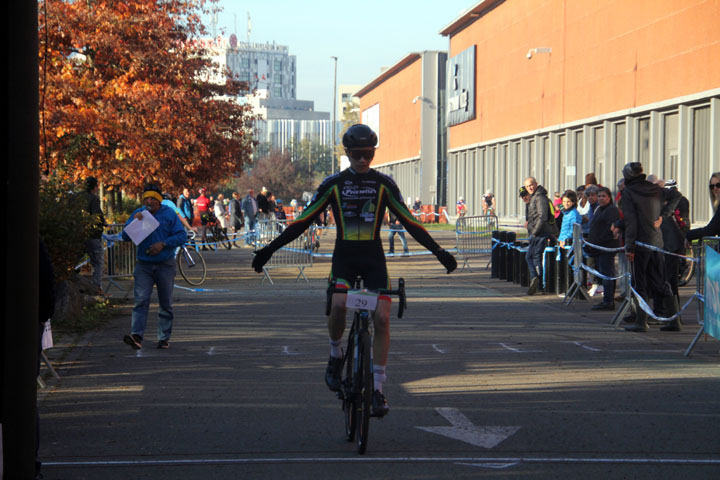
left=523, top=177, right=558, bottom=295
left=620, top=163, right=680, bottom=332
left=587, top=187, right=620, bottom=310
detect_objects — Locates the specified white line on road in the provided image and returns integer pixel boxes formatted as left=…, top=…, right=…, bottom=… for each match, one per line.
left=498, top=343, right=543, bottom=353
left=573, top=341, right=602, bottom=352
left=43, top=455, right=720, bottom=468
left=432, top=344, right=446, bottom=354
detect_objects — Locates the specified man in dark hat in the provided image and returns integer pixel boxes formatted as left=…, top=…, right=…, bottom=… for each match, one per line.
left=620, top=162, right=681, bottom=332
left=80, top=176, right=106, bottom=294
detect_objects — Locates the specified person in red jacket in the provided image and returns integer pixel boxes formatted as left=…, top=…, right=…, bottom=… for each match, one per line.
left=195, top=187, right=211, bottom=250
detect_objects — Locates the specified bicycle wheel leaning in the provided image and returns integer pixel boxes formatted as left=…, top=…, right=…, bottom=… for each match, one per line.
left=356, top=328, right=372, bottom=454
left=217, top=227, right=232, bottom=250
left=177, top=246, right=207, bottom=286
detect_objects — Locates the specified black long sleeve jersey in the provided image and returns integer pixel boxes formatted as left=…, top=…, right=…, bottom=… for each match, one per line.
left=264, top=168, right=442, bottom=253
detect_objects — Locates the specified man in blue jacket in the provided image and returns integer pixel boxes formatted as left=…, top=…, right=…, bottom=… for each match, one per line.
left=122, top=184, right=186, bottom=349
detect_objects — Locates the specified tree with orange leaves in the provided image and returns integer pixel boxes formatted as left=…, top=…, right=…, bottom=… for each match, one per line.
left=39, top=0, right=256, bottom=205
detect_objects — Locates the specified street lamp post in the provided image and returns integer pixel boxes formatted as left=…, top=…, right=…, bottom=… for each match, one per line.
left=331, top=56, right=338, bottom=175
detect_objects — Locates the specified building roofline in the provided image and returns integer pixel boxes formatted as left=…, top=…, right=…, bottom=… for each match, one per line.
left=439, top=0, right=505, bottom=37
left=354, top=53, right=422, bottom=98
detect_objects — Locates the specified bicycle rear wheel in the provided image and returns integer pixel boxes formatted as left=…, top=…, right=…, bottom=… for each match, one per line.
left=356, top=330, right=372, bottom=454
left=677, top=252, right=695, bottom=287
left=177, top=247, right=207, bottom=286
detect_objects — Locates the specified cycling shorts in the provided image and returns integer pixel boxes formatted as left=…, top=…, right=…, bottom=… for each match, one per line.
left=329, top=240, right=390, bottom=292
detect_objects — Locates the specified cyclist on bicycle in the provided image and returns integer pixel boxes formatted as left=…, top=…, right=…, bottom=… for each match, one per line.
left=252, top=124, right=457, bottom=417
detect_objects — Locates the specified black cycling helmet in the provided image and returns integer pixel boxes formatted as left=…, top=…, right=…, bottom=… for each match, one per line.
left=342, top=124, right=378, bottom=149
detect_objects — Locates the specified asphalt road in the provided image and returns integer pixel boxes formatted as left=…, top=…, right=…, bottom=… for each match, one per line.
left=38, top=231, right=720, bottom=479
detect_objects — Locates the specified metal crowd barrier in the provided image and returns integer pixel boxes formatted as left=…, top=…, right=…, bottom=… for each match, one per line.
left=455, top=215, right=498, bottom=271
left=254, top=219, right=315, bottom=284
left=103, top=223, right=136, bottom=296
left=685, top=236, right=720, bottom=356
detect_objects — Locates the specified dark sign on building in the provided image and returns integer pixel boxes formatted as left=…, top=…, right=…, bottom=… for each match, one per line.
left=446, top=45, right=476, bottom=127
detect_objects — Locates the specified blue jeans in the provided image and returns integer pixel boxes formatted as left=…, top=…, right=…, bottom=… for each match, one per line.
left=85, top=238, right=104, bottom=289
left=131, top=258, right=176, bottom=341
left=244, top=215, right=257, bottom=245
left=525, top=235, right=549, bottom=280
left=388, top=228, right=408, bottom=253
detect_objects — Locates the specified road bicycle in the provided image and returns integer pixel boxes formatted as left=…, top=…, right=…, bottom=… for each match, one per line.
left=176, top=230, right=207, bottom=286
left=325, top=276, right=407, bottom=454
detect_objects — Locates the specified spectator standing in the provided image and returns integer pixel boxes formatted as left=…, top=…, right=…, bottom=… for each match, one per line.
left=267, top=192, right=278, bottom=219
left=456, top=196, right=467, bottom=217
left=620, top=163, right=680, bottom=332
left=275, top=199, right=287, bottom=221
left=686, top=171, right=720, bottom=241
left=576, top=185, right=589, bottom=216
left=229, top=191, right=244, bottom=235
left=482, top=190, right=496, bottom=216
left=177, top=187, right=194, bottom=227
left=241, top=188, right=258, bottom=246
left=195, top=187, right=211, bottom=250
left=214, top=193, right=231, bottom=234
left=387, top=210, right=409, bottom=256
left=587, top=187, right=621, bottom=310
left=79, top=176, right=106, bottom=294
left=519, top=186, right=531, bottom=231
left=558, top=190, right=582, bottom=247
left=162, top=193, right=193, bottom=231
left=524, top=177, right=558, bottom=295
left=412, top=197, right=422, bottom=212
left=122, top=184, right=186, bottom=349
left=257, top=187, right=270, bottom=219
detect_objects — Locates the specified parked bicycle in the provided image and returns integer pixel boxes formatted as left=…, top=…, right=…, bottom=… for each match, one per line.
left=176, top=230, right=207, bottom=286
left=678, top=242, right=702, bottom=286
left=325, top=277, right=407, bottom=454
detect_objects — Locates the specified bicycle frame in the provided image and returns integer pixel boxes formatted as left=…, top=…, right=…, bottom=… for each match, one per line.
left=325, top=277, right=406, bottom=454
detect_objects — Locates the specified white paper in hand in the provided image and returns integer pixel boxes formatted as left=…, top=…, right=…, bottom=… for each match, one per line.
left=124, top=212, right=160, bottom=245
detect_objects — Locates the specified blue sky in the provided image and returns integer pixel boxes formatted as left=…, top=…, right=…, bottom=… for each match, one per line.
left=208, top=0, right=476, bottom=113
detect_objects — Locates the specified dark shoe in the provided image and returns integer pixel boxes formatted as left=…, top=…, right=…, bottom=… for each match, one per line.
left=325, top=355, right=343, bottom=392
left=371, top=390, right=389, bottom=417
left=592, top=302, right=615, bottom=311
left=625, top=310, right=649, bottom=332
left=527, top=277, right=539, bottom=296
left=660, top=321, right=682, bottom=332
left=123, top=334, right=142, bottom=349
left=622, top=313, right=636, bottom=323
left=157, top=339, right=169, bottom=349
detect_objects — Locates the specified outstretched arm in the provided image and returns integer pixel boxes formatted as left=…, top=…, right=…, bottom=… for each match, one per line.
left=385, top=187, right=456, bottom=273
left=252, top=184, right=335, bottom=272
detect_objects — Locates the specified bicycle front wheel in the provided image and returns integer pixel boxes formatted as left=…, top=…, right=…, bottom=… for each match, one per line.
left=677, top=253, right=695, bottom=287
left=177, top=247, right=207, bottom=286
left=344, top=339, right=357, bottom=442
left=356, top=330, right=372, bottom=454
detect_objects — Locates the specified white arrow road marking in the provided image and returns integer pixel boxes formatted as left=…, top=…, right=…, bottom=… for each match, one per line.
left=417, top=408, right=520, bottom=448
left=432, top=344, right=446, bottom=354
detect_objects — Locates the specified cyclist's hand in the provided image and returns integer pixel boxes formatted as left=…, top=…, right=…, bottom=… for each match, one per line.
left=434, top=248, right=457, bottom=274
left=252, top=247, right=272, bottom=273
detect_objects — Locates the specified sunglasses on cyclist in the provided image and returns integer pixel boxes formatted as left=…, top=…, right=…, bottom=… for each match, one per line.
left=347, top=149, right=375, bottom=160
left=710, top=182, right=720, bottom=189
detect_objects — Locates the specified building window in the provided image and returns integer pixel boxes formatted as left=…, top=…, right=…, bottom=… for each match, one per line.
left=638, top=117, right=650, bottom=165
left=663, top=112, right=679, bottom=181
left=614, top=122, right=626, bottom=167
left=593, top=126, right=604, bottom=182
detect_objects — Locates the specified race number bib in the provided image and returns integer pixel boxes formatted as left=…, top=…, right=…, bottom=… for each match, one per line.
left=346, top=290, right=378, bottom=312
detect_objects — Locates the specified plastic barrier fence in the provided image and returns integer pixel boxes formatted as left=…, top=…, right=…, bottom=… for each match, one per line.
left=254, top=219, right=316, bottom=284
left=455, top=215, right=498, bottom=271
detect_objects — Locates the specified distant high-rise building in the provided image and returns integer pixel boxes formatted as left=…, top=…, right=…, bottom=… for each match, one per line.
left=225, top=34, right=296, bottom=99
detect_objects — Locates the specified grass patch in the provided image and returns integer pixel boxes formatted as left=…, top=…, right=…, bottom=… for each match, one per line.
left=53, top=297, right=119, bottom=334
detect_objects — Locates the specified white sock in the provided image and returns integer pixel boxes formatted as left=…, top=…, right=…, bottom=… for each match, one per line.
left=329, top=338, right=342, bottom=359
left=374, top=365, right=386, bottom=393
